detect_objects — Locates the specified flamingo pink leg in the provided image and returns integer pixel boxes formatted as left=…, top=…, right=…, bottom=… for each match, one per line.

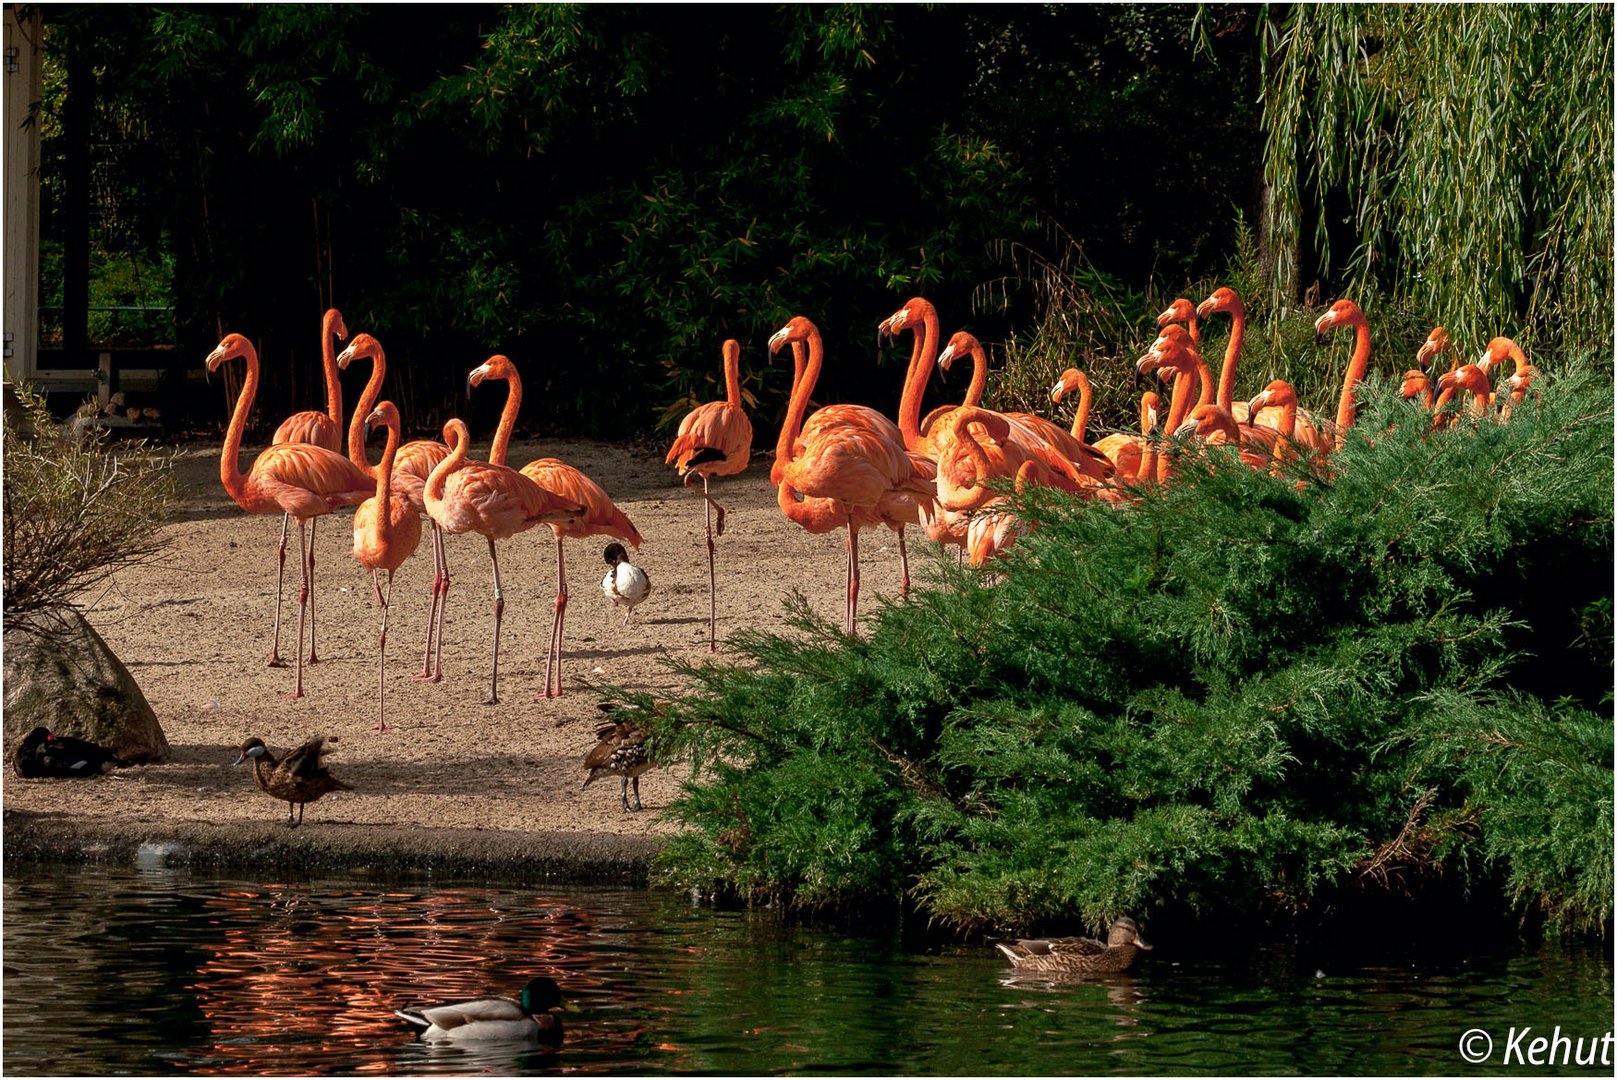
left=845, top=522, right=861, bottom=636
left=305, top=517, right=320, bottom=664
left=704, top=476, right=718, bottom=653
left=413, top=522, right=447, bottom=681
left=268, top=512, right=290, bottom=667
left=375, top=570, right=393, bottom=733
left=290, top=521, right=311, bottom=700
left=897, top=526, right=910, bottom=600
left=539, top=534, right=569, bottom=699
left=484, top=537, right=505, bottom=706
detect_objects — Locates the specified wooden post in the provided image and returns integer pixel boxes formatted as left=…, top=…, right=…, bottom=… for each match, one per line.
left=3, top=5, right=41, bottom=381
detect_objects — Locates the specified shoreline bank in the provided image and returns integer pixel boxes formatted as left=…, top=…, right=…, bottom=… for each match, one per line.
left=2, top=808, right=661, bottom=884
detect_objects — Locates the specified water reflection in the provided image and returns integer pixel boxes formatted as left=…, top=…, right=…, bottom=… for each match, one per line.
left=4, top=866, right=1613, bottom=1076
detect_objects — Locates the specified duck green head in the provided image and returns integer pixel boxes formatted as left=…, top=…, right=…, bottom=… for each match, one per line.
left=519, top=977, right=575, bottom=1015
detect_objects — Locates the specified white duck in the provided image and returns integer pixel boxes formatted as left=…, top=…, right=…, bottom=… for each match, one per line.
left=601, top=542, right=651, bottom=624
left=394, top=976, right=570, bottom=1044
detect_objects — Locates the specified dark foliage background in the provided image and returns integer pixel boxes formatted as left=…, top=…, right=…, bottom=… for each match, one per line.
left=35, top=4, right=1266, bottom=439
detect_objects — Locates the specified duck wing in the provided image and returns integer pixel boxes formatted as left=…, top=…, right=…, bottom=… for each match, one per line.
left=405, top=994, right=529, bottom=1032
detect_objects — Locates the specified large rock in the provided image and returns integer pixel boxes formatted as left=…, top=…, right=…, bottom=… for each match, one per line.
left=4, top=607, right=169, bottom=764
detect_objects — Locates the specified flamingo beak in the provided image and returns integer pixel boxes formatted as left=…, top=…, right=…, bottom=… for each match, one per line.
left=336, top=343, right=357, bottom=371
left=1196, top=298, right=1216, bottom=319
left=768, top=327, right=790, bottom=355
left=936, top=343, right=957, bottom=369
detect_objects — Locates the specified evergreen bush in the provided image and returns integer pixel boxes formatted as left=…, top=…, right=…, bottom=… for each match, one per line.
left=637, top=370, right=1613, bottom=935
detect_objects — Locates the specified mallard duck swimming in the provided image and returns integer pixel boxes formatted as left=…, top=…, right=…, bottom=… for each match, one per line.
left=234, top=735, right=350, bottom=828
left=394, top=976, right=569, bottom=1045
left=996, top=917, right=1153, bottom=975
left=581, top=708, right=651, bottom=812
left=12, top=726, right=125, bottom=778
left=600, top=542, right=651, bottom=624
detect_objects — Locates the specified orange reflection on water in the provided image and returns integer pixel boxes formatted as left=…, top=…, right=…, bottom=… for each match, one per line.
left=187, top=884, right=639, bottom=1074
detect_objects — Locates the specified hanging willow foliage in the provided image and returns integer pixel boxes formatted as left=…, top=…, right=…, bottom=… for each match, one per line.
left=1260, top=5, right=1612, bottom=358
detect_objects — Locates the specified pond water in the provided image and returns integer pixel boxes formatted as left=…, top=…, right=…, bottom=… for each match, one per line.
left=3, top=864, right=1611, bottom=1075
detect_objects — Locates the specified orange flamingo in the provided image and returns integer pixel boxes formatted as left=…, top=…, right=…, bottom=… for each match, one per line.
left=351, top=401, right=423, bottom=733
left=1050, top=368, right=1160, bottom=485
left=1475, top=337, right=1536, bottom=419
left=1174, top=404, right=1275, bottom=472
left=770, top=315, right=932, bottom=634
left=933, top=407, right=1091, bottom=513
left=965, top=460, right=1041, bottom=568
left=1313, top=299, right=1374, bottom=448
left=423, top=418, right=582, bottom=705
left=1416, top=326, right=1452, bottom=371
left=1400, top=369, right=1436, bottom=412
left=263, top=307, right=348, bottom=668
left=879, top=296, right=946, bottom=455
left=336, top=333, right=453, bottom=681
left=1195, top=287, right=1254, bottom=422
left=1246, top=380, right=1306, bottom=475
left=470, top=354, right=642, bottom=699
left=1434, top=364, right=1495, bottom=430
left=205, top=333, right=373, bottom=700
left=1136, top=326, right=1215, bottom=483
left=933, top=332, right=1114, bottom=480
left=665, top=339, right=754, bottom=653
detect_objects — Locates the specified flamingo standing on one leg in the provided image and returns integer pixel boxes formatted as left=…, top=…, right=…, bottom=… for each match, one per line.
left=423, top=419, right=583, bottom=705
left=771, top=315, right=933, bottom=635
left=665, top=339, right=754, bottom=652
left=351, top=401, right=423, bottom=733
left=336, top=333, right=453, bottom=681
left=469, top=355, right=642, bottom=699
left=263, top=307, right=348, bottom=668
left=206, top=333, right=373, bottom=699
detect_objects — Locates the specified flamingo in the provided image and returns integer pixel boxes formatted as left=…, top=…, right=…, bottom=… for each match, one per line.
left=1173, top=404, right=1275, bottom=472
left=263, top=307, right=348, bottom=668
left=1136, top=326, right=1215, bottom=483
left=469, top=354, right=642, bottom=699
left=665, top=338, right=754, bottom=652
left=1195, top=287, right=1254, bottom=422
left=1400, top=369, right=1436, bottom=412
left=1476, top=337, right=1536, bottom=419
left=1246, top=380, right=1304, bottom=475
left=336, top=333, right=453, bottom=681
left=1050, top=368, right=1161, bottom=486
left=423, top=418, right=582, bottom=705
left=965, top=459, right=1041, bottom=568
left=932, top=331, right=1114, bottom=480
left=351, top=401, right=423, bottom=733
left=1313, top=299, right=1374, bottom=448
left=933, top=407, right=1091, bottom=513
left=1416, top=326, right=1452, bottom=372
left=1434, top=364, right=1495, bottom=430
left=770, top=315, right=932, bottom=635
left=205, top=333, right=373, bottom=700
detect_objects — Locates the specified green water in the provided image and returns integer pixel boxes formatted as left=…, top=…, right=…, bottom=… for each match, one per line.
left=2, top=864, right=1611, bottom=1075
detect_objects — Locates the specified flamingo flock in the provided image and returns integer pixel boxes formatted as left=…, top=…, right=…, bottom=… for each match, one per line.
left=209, top=293, right=1539, bottom=732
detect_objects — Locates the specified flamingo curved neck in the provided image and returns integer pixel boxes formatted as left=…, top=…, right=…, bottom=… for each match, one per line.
left=220, top=347, right=258, bottom=506
left=962, top=341, right=987, bottom=411
left=426, top=425, right=469, bottom=508
left=722, top=343, right=743, bottom=409
left=949, top=412, right=994, bottom=487
left=490, top=368, right=523, bottom=467
left=321, top=311, right=344, bottom=428
left=375, top=421, right=398, bottom=506
left=776, top=328, right=822, bottom=470
left=1070, top=373, right=1092, bottom=441
left=1216, top=308, right=1245, bottom=411
left=897, top=301, right=940, bottom=451
left=1333, top=318, right=1372, bottom=436
left=347, top=346, right=387, bottom=478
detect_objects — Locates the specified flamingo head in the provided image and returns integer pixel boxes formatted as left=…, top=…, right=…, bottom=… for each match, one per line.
left=362, top=400, right=401, bottom=442
left=324, top=308, right=348, bottom=342
left=1140, top=391, right=1162, bottom=431
left=1248, top=379, right=1297, bottom=417
left=936, top=330, right=979, bottom=374
left=468, top=353, right=517, bottom=390
left=204, top=333, right=253, bottom=373
left=335, top=332, right=382, bottom=371
left=769, top=315, right=816, bottom=355
left=1415, top=326, right=1449, bottom=369
left=1175, top=403, right=1239, bottom=442
left=1477, top=336, right=1526, bottom=375
left=1196, top=286, right=1244, bottom=320
left=1050, top=368, right=1085, bottom=404
left=1504, top=364, right=1540, bottom=393
left=721, top=338, right=741, bottom=367
left=1314, top=299, right=1365, bottom=342
left=877, top=296, right=934, bottom=342
left=1399, top=370, right=1432, bottom=399
left=1156, top=297, right=1196, bottom=329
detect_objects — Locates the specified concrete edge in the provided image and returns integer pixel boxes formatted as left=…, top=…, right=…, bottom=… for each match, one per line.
left=2, top=808, right=664, bottom=885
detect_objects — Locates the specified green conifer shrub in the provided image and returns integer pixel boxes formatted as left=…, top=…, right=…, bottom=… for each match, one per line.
left=639, top=369, right=1613, bottom=935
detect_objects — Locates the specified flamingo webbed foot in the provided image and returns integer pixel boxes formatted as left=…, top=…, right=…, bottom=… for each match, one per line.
left=267, top=657, right=288, bottom=669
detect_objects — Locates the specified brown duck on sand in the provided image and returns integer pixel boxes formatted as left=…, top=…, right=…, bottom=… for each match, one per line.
left=581, top=707, right=651, bottom=812
left=234, top=736, right=351, bottom=828
left=996, top=917, right=1153, bottom=975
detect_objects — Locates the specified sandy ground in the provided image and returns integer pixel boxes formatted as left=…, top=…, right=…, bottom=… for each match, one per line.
left=3, top=436, right=915, bottom=854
